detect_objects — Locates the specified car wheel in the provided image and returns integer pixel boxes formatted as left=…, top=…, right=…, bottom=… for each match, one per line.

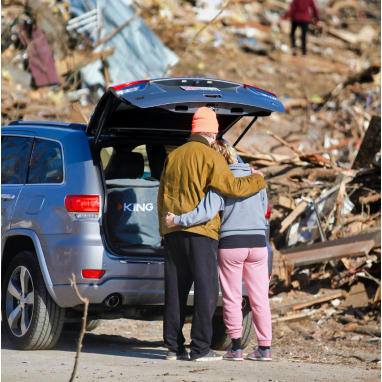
left=85, top=319, right=102, bottom=331
left=210, top=299, right=254, bottom=351
left=64, top=319, right=103, bottom=332
left=1, top=251, right=66, bottom=350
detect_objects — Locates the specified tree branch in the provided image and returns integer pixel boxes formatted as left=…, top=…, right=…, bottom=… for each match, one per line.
left=68, top=274, right=89, bottom=382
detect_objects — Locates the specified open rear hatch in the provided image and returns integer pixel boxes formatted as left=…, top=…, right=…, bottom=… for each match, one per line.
left=88, top=77, right=284, bottom=259
left=86, top=77, right=285, bottom=148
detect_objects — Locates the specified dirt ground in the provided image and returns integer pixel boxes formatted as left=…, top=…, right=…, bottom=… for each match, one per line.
left=1, top=318, right=380, bottom=382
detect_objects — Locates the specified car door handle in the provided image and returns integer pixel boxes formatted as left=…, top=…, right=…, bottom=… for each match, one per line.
left=1, top=194, right=15, bottom=200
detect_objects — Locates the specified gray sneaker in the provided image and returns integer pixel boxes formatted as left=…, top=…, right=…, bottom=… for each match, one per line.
left=246, top=347, right=272, bottom=361
left=166, top=349, right=190, bottom=361
left=191, top=349, right=223, bottom=362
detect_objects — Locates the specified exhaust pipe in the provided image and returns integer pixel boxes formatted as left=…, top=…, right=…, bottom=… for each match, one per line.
left=105, top=294, right=120, bottom=308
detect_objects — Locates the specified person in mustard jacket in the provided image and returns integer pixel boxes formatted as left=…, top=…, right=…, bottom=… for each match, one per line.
left=157, top=106, right=265, bottom=362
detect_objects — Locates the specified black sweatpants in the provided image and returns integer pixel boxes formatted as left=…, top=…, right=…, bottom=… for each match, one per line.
left=163, top=231, right=219, bottom=358
left=291, top=21, right=309, bottom=56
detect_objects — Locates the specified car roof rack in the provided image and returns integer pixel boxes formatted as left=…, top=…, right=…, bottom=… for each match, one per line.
left=7, top=120, right=87, bottom=131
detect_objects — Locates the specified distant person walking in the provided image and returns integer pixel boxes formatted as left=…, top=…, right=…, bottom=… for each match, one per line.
left=281, top=0, right=320, bottom=56
left=158, top=107, right=265, bottom=362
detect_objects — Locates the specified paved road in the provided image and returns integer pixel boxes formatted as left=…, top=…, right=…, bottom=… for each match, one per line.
left=2, top=324, right=380, bottom=382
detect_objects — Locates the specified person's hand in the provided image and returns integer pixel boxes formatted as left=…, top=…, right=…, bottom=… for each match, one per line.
left=250, top=167, right=264, bottom=177
left=316, top=20, right=322, bottom=28
left=165, top=212, right=176, bottom=228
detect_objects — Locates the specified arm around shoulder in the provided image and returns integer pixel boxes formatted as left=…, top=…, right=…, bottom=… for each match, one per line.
left=207, top=152, right=265, bottom=199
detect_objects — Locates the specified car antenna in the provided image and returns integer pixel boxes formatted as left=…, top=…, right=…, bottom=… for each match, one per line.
left=232, top=116, right=258, bottom=148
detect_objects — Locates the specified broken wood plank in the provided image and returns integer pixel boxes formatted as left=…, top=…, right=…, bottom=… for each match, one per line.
left=69, top=102, right=88, bottom=124
left=299, top=153, right=331, bottom=167
left=280, top=201, right=308, bottom=233
left=292, top=292, right=344, bottom=311
left=343, top=324, right=381, bottom=337
left=276, top=195, right=296, bottom=210
left=271, top=312, right=313, bottom=324
left=55, top=47, right=115, bottom=76
left=280, top=232, right=378, bottom=266
left=327, top=28, right=359, bottom=45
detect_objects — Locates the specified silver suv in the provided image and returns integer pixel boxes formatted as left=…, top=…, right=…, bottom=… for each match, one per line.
left=1, top=77, right=283, bottom=350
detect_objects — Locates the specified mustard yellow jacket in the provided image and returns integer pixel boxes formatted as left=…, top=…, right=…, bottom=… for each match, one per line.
left=157, top=135, right=265, bottom=241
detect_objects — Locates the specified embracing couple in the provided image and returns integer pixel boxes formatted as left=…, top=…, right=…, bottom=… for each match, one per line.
left=157, top=107, right=272, bottom=362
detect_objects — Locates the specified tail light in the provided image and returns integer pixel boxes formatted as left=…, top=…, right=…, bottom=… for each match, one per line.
left=65, top=195, right=100, bottom=220
left=82, top=270, right=105, bottom=279
left=110, top=80, right=149, bottom=91
left=244, top=84, right=277, bottom=98
left=265, top=202, right=271, bottom=218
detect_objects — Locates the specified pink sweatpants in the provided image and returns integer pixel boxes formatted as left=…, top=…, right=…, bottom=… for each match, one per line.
left=218, top=247, right=272, bottom=346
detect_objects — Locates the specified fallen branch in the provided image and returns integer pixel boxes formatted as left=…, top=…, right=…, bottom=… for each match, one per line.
left=69, top=274, right=89, bottom=382
left=359, top=193, right=381, bottom=204
left=267, top=130, right=305, bottom=155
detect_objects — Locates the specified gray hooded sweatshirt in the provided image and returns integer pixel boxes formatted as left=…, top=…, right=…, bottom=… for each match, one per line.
left=173, top=163, right=267, bottom=239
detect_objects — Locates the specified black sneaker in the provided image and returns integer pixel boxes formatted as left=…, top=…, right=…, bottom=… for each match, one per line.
left=191, top=349, right=223, bottom=362
left=166, top=349, right=190, bottom=361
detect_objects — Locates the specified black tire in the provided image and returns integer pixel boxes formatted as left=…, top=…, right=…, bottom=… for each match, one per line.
left=211, top=299, right=254, bottom=351
left=64, top=319, right=102, bottom=332
left=85, top=319, right=102, bottom=331
left=1, top=251, right=66, bottom=350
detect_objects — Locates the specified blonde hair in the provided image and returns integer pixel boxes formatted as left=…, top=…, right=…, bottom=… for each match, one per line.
left=211, top=140, right=238, bottom=165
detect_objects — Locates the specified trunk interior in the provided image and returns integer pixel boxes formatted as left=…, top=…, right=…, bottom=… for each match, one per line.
left=95, top=136, right=187, bottom=258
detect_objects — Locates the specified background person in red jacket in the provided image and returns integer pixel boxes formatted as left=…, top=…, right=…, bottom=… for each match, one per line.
left=281, top=0, right=320, bottom=56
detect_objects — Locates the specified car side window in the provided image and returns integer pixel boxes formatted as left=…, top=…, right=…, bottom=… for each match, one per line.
left=1, top=136, right=33, bottom=185
left=27, top=138, right=64, bottom=184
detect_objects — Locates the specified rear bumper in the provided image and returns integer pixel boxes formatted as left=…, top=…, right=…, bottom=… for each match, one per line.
left=53, top=278, right=165, bottom=307
left=53, top=279, right=223, bottom=308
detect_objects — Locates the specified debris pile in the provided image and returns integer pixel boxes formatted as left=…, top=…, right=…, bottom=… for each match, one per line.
left=1, top=0, right=178, bottom=125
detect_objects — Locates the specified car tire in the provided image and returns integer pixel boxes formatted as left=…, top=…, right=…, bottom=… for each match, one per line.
left=85, top=319, right=102, bottom=331
left=1, top=251, right=66, bottom=350
left=210, top=299, right=254, bottom=351
left=64, top=319, right=102, bottom=332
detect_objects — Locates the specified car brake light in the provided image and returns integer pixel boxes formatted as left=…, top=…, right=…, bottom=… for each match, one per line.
left=65, top=195, right=100, bottom=212
left=82, top=270, right=105, bottom=279
left=243, top=84, right=277, bottom=98
left=110, top=80, right=149, bottom=91
left=265, top=202, right=271, bottom=218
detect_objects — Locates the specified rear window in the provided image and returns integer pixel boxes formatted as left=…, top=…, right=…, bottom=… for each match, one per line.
left=1, top=136, right=33, bottom=185
left=101, top=146, right=151, bottom=177
left=101, top=144, right=170, bottom=181
left=27, top=138, right=64, bottom=184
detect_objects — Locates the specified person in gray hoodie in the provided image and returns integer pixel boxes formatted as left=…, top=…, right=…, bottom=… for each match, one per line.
left=166, top=140, right=272, bottom=362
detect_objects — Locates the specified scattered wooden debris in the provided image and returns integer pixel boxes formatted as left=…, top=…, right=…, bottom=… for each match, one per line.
left=292, top=292, right=344, bottom=311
